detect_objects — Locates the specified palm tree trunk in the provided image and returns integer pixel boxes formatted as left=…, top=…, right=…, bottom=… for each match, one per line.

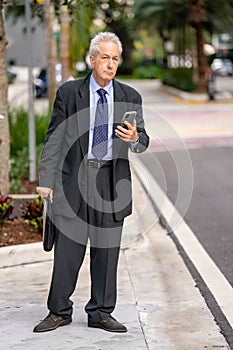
left=194, top=22, right=206, bottom=91
left=188, top=0, right=207, bottom=92
left=60, top=3, right=70, bottom=83
left=0, top=2, right=10, bottom=195
left=44, top=2, right=57, bottom=109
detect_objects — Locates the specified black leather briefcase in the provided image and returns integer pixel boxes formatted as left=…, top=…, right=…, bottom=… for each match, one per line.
left=43, top=197, right=55, bottom=252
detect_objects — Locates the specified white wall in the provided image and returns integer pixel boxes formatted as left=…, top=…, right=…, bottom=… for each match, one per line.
left=5, top=14, right=47, bottom=68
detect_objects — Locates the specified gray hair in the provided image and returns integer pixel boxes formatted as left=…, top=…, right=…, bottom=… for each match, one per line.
left=89, top=32, right=123, bottom=57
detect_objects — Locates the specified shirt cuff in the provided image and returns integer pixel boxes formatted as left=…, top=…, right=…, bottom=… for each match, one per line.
left=130, top=137, right=139, bottom=148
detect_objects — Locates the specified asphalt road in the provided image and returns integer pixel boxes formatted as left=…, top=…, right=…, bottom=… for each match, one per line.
left=139, top=145, right=233, bottom=286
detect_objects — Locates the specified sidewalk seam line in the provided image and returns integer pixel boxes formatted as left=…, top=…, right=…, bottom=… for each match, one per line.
left=122, top=249, right=149, bottom=349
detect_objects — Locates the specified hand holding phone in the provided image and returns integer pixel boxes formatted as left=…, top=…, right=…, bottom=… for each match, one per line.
left=121, top=111, right=137, bottom=129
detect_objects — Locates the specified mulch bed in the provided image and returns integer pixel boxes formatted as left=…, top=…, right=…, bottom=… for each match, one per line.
left=0, top=218, right=42, bottom=247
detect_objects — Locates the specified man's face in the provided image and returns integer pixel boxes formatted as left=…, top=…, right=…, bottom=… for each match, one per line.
left=90, top=41, right=120, bottom=87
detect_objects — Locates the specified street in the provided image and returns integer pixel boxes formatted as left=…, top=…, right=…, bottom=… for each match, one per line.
left=128, top=79, right=233, bottom=347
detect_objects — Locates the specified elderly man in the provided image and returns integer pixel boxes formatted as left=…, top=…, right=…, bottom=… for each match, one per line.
left=34, top=32, right=149, bottom=334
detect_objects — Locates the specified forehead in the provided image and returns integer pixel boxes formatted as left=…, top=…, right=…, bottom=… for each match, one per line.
left=98, top=41, right=120, bottom=56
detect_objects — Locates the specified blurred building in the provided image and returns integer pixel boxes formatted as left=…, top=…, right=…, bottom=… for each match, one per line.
left=4, top=15, right=46, bottom=67
left=212, top=33, right=233, bottom=53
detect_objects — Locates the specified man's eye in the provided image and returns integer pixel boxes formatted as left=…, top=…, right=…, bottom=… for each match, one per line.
left=101, top=56, right=119, bottom=62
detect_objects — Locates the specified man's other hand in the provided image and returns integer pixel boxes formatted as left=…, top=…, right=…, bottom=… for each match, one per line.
left=36, top=187, right=53, bottom=202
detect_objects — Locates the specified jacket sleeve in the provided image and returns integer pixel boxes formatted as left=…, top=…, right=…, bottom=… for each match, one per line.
left=129, top=92, right=149, bottom=153
left=38, top=88, right=67, bottom=189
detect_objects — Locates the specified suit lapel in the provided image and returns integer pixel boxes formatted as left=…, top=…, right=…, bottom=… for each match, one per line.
left=75, top=75, right=91, bottom=158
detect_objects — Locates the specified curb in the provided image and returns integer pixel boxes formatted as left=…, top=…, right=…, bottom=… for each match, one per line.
left=160, top=84, right=207, bottom=101
left=159, top=84, right=232, bottom=102
left=10, top=194, right=38, bottom=199
left=0, top=242, right=53, bottom=268
left=0, top=225, right=143, bottom=269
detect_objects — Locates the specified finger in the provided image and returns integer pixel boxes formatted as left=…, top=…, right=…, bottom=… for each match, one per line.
left=49, top=190, right=53, bottom=203
left=115, top=130, right=132, bottom=143
left=116, top=125, right=129, bottom=134
left=42, top=192, right=49, bottom=199
left=36, top=187, right=44, bottom=197
left=125, top=120, right=136, bottom=130
left=115, top=128, right=129, bottom=139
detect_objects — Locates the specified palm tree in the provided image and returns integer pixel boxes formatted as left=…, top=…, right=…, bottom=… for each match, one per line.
left=60, top=1, right=70, bottom=82
left=205, top=0, right=233, bottom=34
left=188, top=0, right=233, bottom=90
left=69, top=0, right=95, bottom=75
left=188, top=0, right=208, bottom=91
left=134, top=0, right=233, bottom=91
left=44, top=1, right=57, bottom=108
left=134, top=0, right=188, bottom=65
left=0, top=1, right=10, bottom=195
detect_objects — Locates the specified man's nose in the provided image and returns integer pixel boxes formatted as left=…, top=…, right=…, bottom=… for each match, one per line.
left=108, top=58, right=114, bottom=67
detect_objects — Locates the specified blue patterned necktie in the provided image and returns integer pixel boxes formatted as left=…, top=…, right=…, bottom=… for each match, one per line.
left=92, top=88, right=108, bottom=160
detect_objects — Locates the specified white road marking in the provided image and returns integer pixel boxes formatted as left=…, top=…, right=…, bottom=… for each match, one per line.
left=133, top=158, right=233, bottom=328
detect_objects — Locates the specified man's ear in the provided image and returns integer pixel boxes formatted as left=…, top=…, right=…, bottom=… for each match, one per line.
left=90, top=55, right=95, bottom=68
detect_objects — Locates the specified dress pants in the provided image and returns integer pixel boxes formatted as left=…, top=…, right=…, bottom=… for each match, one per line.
left=47, top=164, right=124, bottom=323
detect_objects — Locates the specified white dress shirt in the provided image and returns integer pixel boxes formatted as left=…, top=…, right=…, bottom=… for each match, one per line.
left=88, top=74, right=114, bottom=160
left=87, top=74, right=139, bottom=160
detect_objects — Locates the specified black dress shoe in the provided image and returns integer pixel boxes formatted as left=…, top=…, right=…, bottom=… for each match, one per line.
left=33, top=313, right=72, bottom=333
left=88, top=315, right=127, bottom=333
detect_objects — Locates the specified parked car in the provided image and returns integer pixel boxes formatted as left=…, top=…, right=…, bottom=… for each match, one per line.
left=34, top=64, right=62, bottom=98
left=34, top=68, right=47, bottom=97
left=211, top=58, right=233, bottom=76
left=7, top=69, right=17, bottom=83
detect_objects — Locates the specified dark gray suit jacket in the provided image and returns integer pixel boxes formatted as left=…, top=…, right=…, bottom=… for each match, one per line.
left=39, top=74, right=149, bottom=221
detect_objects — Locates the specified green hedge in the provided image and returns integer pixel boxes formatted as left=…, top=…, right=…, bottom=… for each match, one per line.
left=9, top=109, right=50, bottom=156
left=133, top=64, right=165, bottom=79
left=163, top=68, right=196, bottom=92
left=9, top=109, right=50, bottom=192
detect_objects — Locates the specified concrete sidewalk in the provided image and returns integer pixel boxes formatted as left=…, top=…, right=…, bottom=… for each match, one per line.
left=0, top=172, right=229, bottom=349
left=159, top=82, right=233, bottom=103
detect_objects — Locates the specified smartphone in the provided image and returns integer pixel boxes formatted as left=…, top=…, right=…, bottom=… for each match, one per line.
left=121, top=111, right=137, bottom=129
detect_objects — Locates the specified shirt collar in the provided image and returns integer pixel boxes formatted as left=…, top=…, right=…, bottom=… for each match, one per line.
left=90, top=74, right=113, bottom=96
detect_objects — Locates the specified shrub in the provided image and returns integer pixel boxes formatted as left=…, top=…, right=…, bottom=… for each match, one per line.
left=163, top=67, right=196, bottom=92
left=0, top=194, right=14, bottom=232
left=9, top=109, right=28, bottom=156
left=10, top=146, right=29, bottom=193
left=133, top=64, right=165, bottom=80
left=21, top=197, right=43, bottom=233
left=9, top=108, right=50, bottom=191
left=35, top=113, right=51, bottom=146
left=9, top=108, right=50, bottom=156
